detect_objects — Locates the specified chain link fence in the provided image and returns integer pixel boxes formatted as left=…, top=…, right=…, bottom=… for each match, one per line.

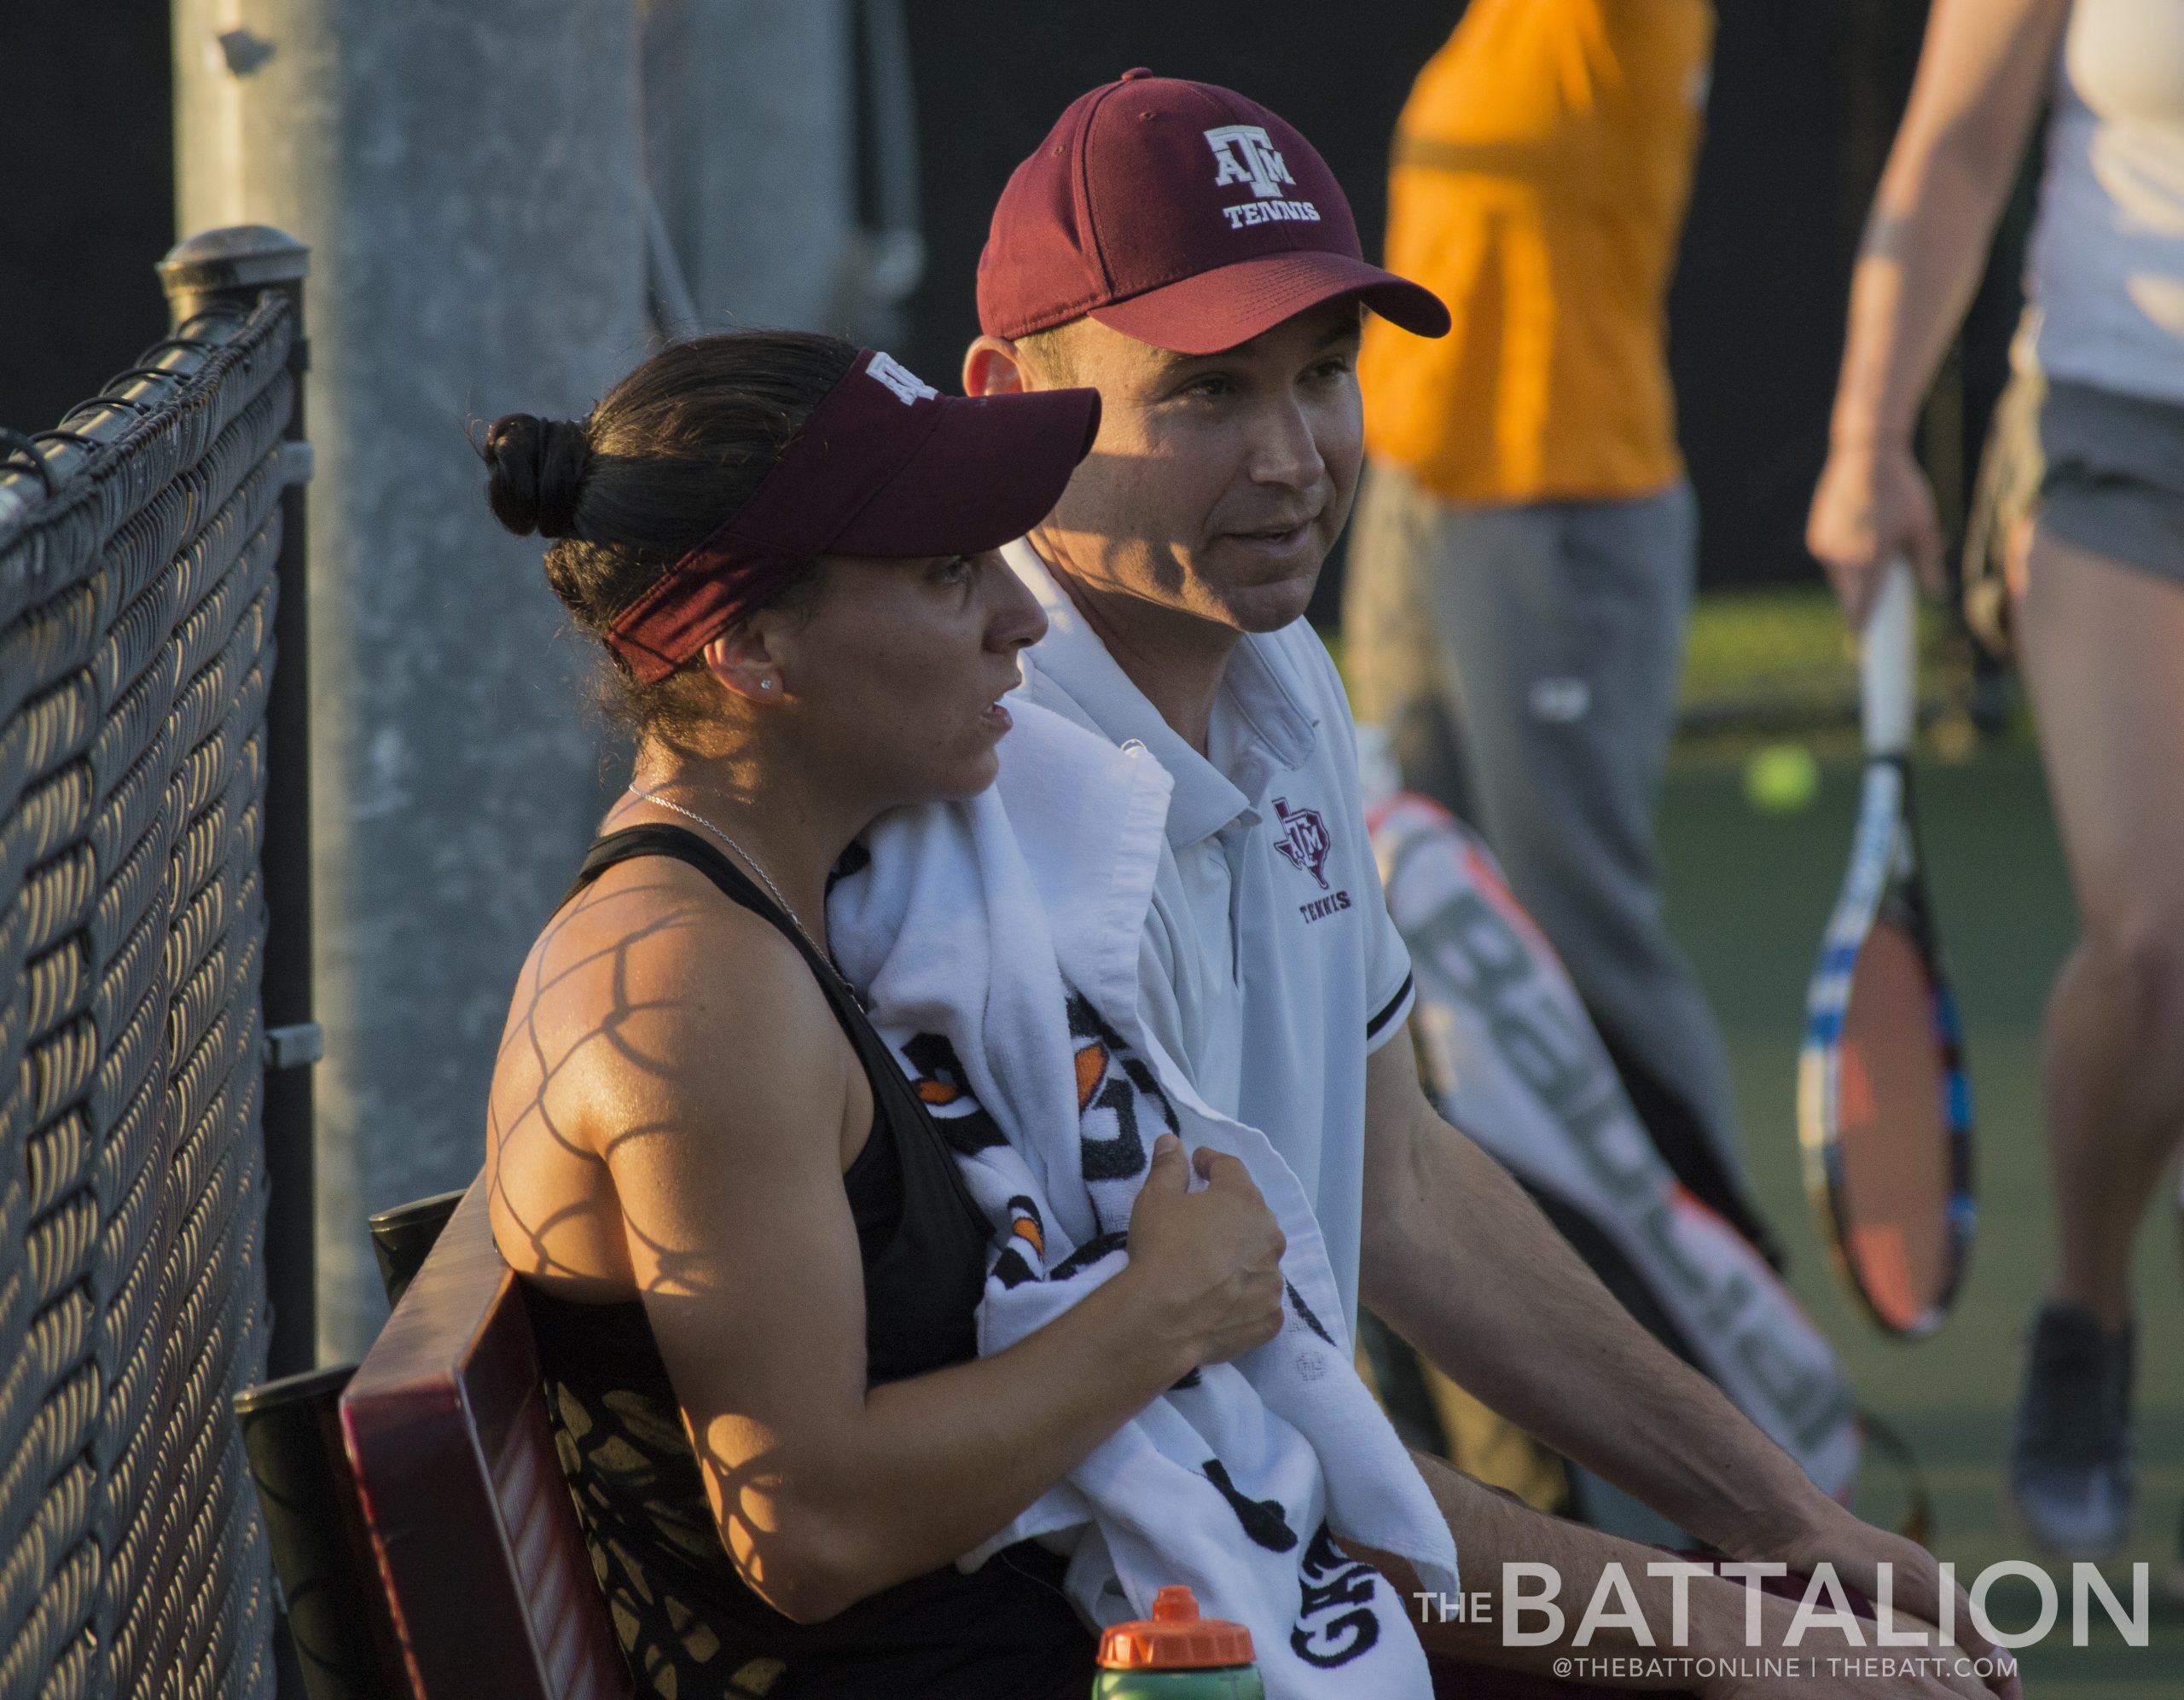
left=0, top=248, right=305, bottom=1696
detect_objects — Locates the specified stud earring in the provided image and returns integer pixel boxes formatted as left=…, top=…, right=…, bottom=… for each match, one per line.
left=759, top=678, right=776, bottom=693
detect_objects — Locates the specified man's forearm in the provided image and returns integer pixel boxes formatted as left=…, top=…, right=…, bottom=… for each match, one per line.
left=1360, top=1108, right=1818, bottom=1558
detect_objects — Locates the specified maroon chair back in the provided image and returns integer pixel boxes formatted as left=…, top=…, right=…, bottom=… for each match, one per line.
left=340, top=1175, right=632, bottom=1698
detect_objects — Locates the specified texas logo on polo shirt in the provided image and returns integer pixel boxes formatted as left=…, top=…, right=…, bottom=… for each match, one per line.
left=1275, top=797, right=1354, bottom=924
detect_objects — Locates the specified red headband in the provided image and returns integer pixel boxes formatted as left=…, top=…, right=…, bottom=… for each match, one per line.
left=606, top=349, right=1100, bottom=684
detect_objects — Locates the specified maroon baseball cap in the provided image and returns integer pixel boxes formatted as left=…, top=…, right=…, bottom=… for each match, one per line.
left=607, top=348, right=1099, bottom=683
left=979, top=70, right=1449, bottom=357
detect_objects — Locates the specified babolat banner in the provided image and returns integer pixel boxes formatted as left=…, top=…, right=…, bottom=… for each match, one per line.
left=1371, top=793, right=1862, bottom=1501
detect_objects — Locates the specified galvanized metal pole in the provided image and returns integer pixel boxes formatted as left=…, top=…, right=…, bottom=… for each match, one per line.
left=157, top=225, right=319, bottom=1384
left=640, top=0, right=862, bottom=331
left=174, top=1, right=648, bottom=1359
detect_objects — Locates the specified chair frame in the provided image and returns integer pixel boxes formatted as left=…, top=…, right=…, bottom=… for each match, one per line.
left=340, top=1175, right=631, bottom=1698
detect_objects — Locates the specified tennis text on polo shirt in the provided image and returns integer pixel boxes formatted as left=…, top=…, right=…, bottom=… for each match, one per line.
left=1274, top=797, right=1353, bottom=923
left=1205, top=123, right=1321, bottom=230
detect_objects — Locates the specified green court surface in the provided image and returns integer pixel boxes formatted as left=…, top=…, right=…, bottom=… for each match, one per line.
left=1658, top=740, right=2184, bottom=1695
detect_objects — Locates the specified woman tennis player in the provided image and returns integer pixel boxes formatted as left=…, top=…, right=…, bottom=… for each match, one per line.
left=478, top=331, right=1289, bottom=1697
left=1809, top=0, right=2184, bottom=1561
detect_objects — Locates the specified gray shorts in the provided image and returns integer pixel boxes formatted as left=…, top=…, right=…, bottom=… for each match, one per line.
left=1977, top=368, right=2184, bottom=588
left=2036, top=378, right=2184, bottom=583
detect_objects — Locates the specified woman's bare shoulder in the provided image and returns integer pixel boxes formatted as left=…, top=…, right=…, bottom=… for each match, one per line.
left=518, top=854, right=822, bottom=1063
left=486, top=852, right=853, bottom=1286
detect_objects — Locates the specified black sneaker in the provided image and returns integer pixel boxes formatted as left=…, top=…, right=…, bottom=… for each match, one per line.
left=2008, top=1302, right=2135, bottom=1559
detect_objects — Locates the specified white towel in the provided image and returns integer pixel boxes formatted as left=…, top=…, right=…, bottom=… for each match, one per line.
left=829, top=700, right=1457, bottom=1700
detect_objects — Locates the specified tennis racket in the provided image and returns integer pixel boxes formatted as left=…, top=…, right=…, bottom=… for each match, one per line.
left=1797, top=559, right=1974, bottom=1337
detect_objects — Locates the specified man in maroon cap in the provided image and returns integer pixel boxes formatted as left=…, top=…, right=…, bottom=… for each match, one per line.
left=964, top=72, right=2011, bottom=1698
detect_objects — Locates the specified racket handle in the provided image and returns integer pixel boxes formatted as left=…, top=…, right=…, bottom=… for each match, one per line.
left=1862, top=555, right=1917, bottom=757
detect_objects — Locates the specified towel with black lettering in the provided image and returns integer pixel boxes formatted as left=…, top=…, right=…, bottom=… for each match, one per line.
left=830, top=699, right=1456, bottom=1700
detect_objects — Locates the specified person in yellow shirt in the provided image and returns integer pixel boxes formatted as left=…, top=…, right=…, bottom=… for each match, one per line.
left=1345, top=0, right=1758, bottom=1540
left=1357, top=0, right=1706, bottom=503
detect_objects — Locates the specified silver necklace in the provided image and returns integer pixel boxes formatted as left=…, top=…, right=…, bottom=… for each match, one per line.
left=625, top=786, right=839, bottom=975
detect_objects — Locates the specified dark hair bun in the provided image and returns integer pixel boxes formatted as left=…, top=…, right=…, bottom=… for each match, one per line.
left=483, top=412, right=592, bottom=539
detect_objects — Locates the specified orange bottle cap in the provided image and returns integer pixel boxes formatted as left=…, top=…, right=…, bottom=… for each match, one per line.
left=1096, top=1585, right=1256, bottom=1669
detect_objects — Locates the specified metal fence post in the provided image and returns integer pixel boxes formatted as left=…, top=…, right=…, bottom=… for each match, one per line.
left=158, top=226, right=319, bottom=1382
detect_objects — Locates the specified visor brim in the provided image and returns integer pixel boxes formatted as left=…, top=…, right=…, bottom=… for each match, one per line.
left=831, top=385, right=1101, bottom=559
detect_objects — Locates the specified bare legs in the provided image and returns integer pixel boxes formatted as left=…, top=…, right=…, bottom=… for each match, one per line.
left=2015, top=527, right=2184, bottom=1329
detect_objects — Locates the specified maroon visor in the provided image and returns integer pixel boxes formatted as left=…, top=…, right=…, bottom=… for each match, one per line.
left=607, top=348, right=1101, bottom=683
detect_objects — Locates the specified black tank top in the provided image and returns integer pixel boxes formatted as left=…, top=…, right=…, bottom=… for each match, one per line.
left=525, top=825, right=1095, bottom=1699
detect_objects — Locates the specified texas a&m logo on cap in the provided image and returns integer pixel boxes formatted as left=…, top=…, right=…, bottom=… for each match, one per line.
left=1205, top=124, right=1293, bottom=197
left=1205, top=124, right=1321, bottom=232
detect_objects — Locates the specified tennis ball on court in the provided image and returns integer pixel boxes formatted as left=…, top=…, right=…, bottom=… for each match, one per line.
left=1745, top=742, right=1819, bottom=813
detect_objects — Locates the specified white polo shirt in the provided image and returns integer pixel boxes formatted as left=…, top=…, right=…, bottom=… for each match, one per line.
left=1004, top=541, right=1416, bottom=1334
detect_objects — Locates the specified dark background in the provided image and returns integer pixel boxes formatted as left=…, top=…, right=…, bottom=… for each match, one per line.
left=1, top=2, right=177, bottom=454
left=6, top=2, right=2018, bottom=596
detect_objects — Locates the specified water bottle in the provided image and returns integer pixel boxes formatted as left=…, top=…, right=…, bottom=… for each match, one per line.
left=1092, top=1585, right=1264, bottom=1697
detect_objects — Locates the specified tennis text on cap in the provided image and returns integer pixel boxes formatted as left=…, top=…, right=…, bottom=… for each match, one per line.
left=868, top=351, right=939, bottom=405
left=1205, top=123, right=1321, bottom=231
